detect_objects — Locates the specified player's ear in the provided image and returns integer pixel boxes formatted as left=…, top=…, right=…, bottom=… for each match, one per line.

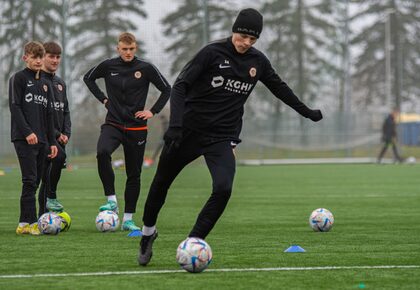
left=22, top=55, right=28, bottom=61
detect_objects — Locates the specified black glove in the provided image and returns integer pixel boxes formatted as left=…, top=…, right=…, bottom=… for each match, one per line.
left=307, top=109, right=323, bottom=122
left=163, top=127, right=183, bottom=149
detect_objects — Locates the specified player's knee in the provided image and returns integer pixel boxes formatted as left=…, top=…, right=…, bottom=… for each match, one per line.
left=126, top=174, right=140, bottom=184
left=22, top=179, right=37, bottom=192
left=96, top=148, right=112, bottom=160
left=213, top=182, right=232, bottom=198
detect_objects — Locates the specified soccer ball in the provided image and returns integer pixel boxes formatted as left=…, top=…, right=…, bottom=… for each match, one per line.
left=176, top=237, right=212, bottom=273
left=95, top=210, right=119, bottom=232
left=38, top=212, right=62, bottom=235
left=406, top=156, right=416, bottom=165
left=58, top=211, right=71, bottom=232
left=309, top=208, right=334, bottom=232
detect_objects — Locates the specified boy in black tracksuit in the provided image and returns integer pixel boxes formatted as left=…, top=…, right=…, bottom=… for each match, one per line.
left=39, top=41, right=71, bottom=215
left=84, top=32, right=171, bottom=231
left=9, top=41, right=58, bottom=235
left=138, top=8, right=323, bottom=265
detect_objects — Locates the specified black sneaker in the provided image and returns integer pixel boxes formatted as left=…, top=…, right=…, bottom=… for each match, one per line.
left=138, top=231, right=158, bottom=266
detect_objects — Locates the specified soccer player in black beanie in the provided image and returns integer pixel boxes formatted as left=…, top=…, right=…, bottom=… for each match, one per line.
left=138, top=8, right=323, bottom=265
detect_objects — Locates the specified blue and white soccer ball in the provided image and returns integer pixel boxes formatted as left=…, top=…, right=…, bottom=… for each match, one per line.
left=95, top=210, right=119, bottom=232
left=309, top=208, right=334, bottom=232
left=176, top=237, right=212, bottom=273
left=38, top=212, right=62, bottom=235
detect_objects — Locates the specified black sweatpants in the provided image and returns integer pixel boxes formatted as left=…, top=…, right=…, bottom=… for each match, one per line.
left=142, top=129, right=236, bottom=239
left=377, top=139, right=403, bottom=162
left=13, top=141, right=48, bottom=224
left=97, top=124, right=147, bottom=213
left=38, top=143, right=66, bottom=216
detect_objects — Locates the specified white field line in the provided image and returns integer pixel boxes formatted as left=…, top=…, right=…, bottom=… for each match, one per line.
left=0, top=265, right=419, bottom=279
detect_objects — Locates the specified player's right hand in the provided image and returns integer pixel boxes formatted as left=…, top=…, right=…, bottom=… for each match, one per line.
left=164, top=127, right=183, bottom=150
left=26, top=133, right=38, bottom=144
left=48, top=145, right=58, bottom=159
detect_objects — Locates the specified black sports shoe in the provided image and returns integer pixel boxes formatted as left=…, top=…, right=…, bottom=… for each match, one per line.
left=138, top=231, right=158, bottom=266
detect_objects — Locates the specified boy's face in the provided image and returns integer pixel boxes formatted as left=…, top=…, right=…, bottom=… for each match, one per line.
left=117, top=41, right=137, bottom=62
left=43, top=53, right=61, bottom=73
left=23, top=53, right=43, bottom=71
left=232, top=33, right=257, bottom=54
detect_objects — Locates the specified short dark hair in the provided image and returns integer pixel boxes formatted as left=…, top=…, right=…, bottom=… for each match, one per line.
left=118, top=32, right=136, bottom=44
left=24, top=41, right=45, bottom=58
left=43, top=41, right=62, bottom=55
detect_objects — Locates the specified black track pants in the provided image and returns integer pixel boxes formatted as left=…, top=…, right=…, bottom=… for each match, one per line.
left=96, top=124, right=147, bottom=213
left=38, top=143, right=66, bottom=216
left=13, top=141, right=48, bottom=224
left=142, top=130, right=236, bottom=239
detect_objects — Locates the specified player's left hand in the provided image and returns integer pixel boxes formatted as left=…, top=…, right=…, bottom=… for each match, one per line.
left=49, top=145, right=58, bottom=159
left=308, top=109, right=323, bottom=122
left=58, top=134, right=69, bottom=145
left=135, top=110, right=153, bottom=120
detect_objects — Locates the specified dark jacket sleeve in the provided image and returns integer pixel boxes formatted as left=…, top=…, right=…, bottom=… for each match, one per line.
left=259, top=55, right=313, bottom=118
left=9, top=73, right=33, bottom=137
left=83, top=60, right=108, bottom=103
left=145, top=63, right=171, bottom=114
left=62, top=83, right=71, bottom=138
left=169, top=47, right=212, bottom=128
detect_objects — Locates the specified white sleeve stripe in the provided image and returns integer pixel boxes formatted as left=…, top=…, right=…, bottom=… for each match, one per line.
left=86, top=64, right=100, bottom=79
left=86, top=58, right=111, bottom=79
left=150, top=63, right=169, bottom=87
left=10, top=74, right=18, bottom=104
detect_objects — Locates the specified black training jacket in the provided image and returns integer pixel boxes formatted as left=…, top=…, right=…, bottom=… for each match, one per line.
left=42, top=71, right=71, bottom=139
left=9, top=68, right=55, bottom=145
left=170, top=37, right=314, bottom=141
left=83, top=56, right=171, bottom=127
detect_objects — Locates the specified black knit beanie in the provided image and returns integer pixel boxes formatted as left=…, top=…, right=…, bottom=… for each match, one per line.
left=232, top=8, right=263, bottom=38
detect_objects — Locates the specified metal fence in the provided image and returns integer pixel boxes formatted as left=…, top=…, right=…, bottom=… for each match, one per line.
left=1, top=103, right=393, bottom=168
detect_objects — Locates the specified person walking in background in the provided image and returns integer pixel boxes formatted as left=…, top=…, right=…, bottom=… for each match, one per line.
left=377, top=108, right=404, bottom=164
left=9, top=41, right=58, bottom=235
left=137, top=8, right=323, bottom=266
left=38, top=41, right=71, bottom=216
left=83, top=32, right=171, bottom=231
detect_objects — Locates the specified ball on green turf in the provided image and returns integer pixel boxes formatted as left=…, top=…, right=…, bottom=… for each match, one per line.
left=58, top=211, right=72, bottom=232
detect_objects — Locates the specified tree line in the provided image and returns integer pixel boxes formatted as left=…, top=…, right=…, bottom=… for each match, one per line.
left=1, top=0, right=419, bottom=121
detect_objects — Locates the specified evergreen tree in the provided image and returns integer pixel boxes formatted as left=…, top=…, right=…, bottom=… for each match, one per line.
left=162, top=0, right=235, bottom=75
left=259, top=0, right=339, bottom=114
left=351, top=0, right=420, bottom=110
left=0, top=0, right=61, bottom=91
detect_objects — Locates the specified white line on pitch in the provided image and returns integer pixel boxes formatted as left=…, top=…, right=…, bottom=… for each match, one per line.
left=0, top=265, right=419, bottom=279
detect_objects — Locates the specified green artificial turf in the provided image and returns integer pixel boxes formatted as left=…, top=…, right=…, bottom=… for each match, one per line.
left=0, top=163, right=419, bottom=289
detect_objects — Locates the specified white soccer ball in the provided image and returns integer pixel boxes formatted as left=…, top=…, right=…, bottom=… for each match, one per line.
left=38, top=212, right=62, bottom=235
left=309, top=208, right=334, bottom=232
left=406, top=156, right=416, bottom=165
left=176, top=237, right=212, bottom=273
left=95, top=210, right=119, bottom=232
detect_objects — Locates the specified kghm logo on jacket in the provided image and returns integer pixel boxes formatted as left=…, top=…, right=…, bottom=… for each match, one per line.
left=211, top=76, right=254, bottom=95
left=25, top=93, right=48, bottom=107
left=53, top=101, right=65, bottom=111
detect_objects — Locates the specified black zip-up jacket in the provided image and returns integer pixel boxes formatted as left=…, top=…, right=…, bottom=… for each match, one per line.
left=382, top=114, right=397, bottom=142
left=42, top=71, right=71, bottom=139
left=170, top=37, right=316, bottom=141
left=83, top=56, right=171, bottom=127
left=9, top=68, right=55, bottom=145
